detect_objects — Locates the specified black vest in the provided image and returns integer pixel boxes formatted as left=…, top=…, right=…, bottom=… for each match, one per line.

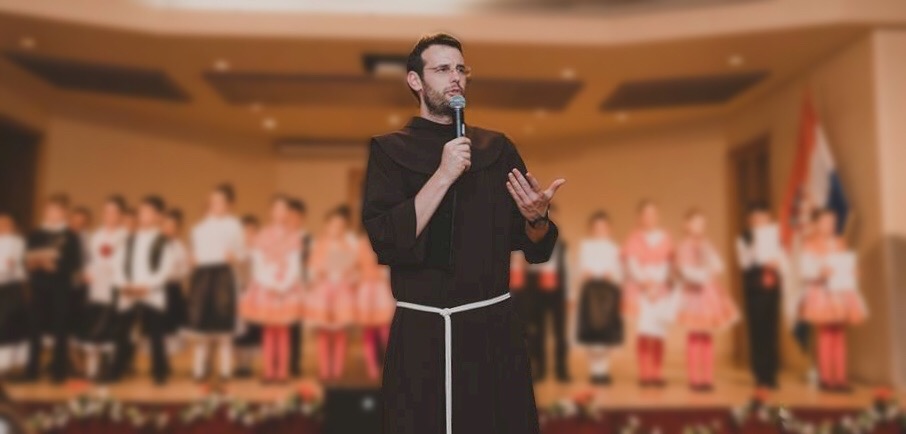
left=123, top=233, right=168, bottom=280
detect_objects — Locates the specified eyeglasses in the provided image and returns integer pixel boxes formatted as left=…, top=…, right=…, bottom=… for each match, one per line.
left=425, top=64, right=472, bottom=78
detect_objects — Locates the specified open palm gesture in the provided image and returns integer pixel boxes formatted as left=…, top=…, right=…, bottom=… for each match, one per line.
left=506, top=168, right=566, bottom=222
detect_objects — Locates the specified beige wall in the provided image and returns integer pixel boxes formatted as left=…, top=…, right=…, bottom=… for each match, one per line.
left=725, top=34, right=890, bottom=382
left=275, top=156, right=367, bottom=234
left=39, top=116, right=277, bottom=228
left=873, top=29, right=906, bottom=387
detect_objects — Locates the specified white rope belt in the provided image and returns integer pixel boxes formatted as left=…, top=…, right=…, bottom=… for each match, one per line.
left=395, top=292, right=512, bottom=434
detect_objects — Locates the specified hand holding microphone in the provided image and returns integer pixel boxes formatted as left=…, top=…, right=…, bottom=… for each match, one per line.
left=438, top=95, right=471, bottom=184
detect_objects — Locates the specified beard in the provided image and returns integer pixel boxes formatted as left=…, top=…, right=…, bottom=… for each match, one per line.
left=422, top=81, right=456, bottom=118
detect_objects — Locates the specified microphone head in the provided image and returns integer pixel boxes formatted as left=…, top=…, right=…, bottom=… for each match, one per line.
left=450, top=95, right=466, bottom=110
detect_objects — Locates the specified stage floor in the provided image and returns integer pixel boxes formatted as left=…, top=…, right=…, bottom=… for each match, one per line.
left=4, top=330, right=890, bottom=409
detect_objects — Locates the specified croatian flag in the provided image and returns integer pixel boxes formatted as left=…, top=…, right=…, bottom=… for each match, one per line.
left=780, top=93, right=849, bottom=246
left=779, top=93, right=849, bottom=352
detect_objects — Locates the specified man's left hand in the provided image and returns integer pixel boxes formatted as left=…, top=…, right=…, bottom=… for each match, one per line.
left=506, top=169, right=565, bottom=222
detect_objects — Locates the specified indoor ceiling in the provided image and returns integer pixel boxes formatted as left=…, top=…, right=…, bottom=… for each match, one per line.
left=0, top=0, right=884, bottom=148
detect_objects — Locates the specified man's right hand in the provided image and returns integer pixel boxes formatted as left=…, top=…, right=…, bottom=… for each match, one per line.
left=437, top=137, right=471, bottom=183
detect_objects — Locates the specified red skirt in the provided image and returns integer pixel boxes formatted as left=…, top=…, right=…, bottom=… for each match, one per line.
left=800, top=285, right=867, bottom=325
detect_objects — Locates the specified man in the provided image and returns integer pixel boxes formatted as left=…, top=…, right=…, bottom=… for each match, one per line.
left=735, top=202, right=787, bottom=390
left=526, top=204, right=571, bottom=383
left=111, top=195, right=174, bottom=385
left=23, top=194, right=83, bottom=383
left=362, top=33, right=565, bottom=434
left=287, top=198, right=312, bottom=378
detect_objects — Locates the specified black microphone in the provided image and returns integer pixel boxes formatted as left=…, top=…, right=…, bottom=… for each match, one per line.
left=450, top=95, right=466, bottom=138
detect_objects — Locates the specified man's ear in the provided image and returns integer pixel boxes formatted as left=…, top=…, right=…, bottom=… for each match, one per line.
left=407, top=71, right=423, bottom=94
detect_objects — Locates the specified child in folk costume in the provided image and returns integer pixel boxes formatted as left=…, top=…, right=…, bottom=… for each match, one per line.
left=576, top=210, right=624, bottom=386
left=111, top=196, right=174, bottom=385
left=675, top=209, right=739, bottom=392
left=355, top=232, right=395, bottom=381
left=161, top=209, right=190, bottom=354
left=233, top=215, right=262, bottom=378
left=623, top=200, right=679, bottom=388
left=78, top=196, right=128, bottom=382
left=239, top=196, right=304, bottom=384
left=306, top=205, right=359, bottom=381
left=798, top=209, right=867, bottom=393
left=24, top=194, right=84, bottom=383
left=0, top=213, right=28, bottom=376
left=187, top=184, right=246, bottom=382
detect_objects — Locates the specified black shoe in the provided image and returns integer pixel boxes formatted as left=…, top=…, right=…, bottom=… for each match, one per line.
left=153, top=376, right=168, bottom=386
left=532, top=372, right=546, bottom=383
left=234, top=367, right=253, bottom=379
left=651, top=379, right=666, bottom=388
left=556, top=372, right=572, bottom=383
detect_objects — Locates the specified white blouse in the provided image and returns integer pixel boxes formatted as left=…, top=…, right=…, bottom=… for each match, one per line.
left=191, top=215, right=246, bottom=266
left=579, top=238, right=623, bottom=284
left=0, top=234, right=26, bottom=284
left=85, top=227, right=128, bottom=304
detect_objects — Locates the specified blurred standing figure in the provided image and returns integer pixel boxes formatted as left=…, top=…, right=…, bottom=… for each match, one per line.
left=575, top=210, right=624, bottom=386
left=306, top=205, right=359, bottom=381
left=0, top=213, right=29, bottom=377
left=675, top=209, right=738, bottom=392
left=623, top=200, right=677, bottom=388
left=797, top=209, right=866, bottom=393
left=77, top=195, right=128, bottom=383
left=24, top=194, right=83, bottom=383
left=187, top=184, right=245, bottom=383
left=735, top=203, right=787, bottom=390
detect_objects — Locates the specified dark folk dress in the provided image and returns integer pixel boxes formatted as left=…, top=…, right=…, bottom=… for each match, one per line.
left=362, top=116, right=559, bottom=434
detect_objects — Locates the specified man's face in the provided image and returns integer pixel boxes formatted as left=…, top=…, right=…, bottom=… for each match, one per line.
left=410, top=45, right=467, bottom=117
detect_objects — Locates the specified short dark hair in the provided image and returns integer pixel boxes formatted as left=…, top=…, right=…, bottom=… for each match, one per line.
left=685, top=207, right=704, bottom=221
left=812, top=207, right=836, bottom=222
left=241, top=214, right=260, bottom=228
left=288, top=198, right=307, bottom=215
left=106, top=194, right=127, bottom=213
left=47, top=193, right=70, bottom=209
left=747, top=201, right=770, bottom=215
left=166, top=208, right=183, bottom=226
left=214, top=183, right=236, bottom=204
left=588, top=210, right=610, bottom=227
left=326, top=204, right=352, bottom=222
left=406, top=33, right=463, bottom=101
left=141, top=195, right=166, bottom=214
left=637, top=198, right=656, bottom=213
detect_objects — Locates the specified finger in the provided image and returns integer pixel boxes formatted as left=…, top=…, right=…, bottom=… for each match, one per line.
left=545, top=178, right=567, bottom=197
left=525, top=172, right=542, bottom=192
left=507, top=175, right=532, bottom=205
left=511, top=169, right=536, bottom=196
left=506, top=180, right=530, bottom=207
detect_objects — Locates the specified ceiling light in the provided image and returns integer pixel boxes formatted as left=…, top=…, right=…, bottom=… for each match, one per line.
left=615, top=112, right=629, bottom=123
left=388, top=113, right=401, bottom=126
left=19, top=37, right=36, bottom=50
left=728, top=54, right=745, bottom=67
left=213, top=59, right=231, bottom=72
left=560, top=68, right=576, bottom=80
left=262, top=117, right=278, bottom=130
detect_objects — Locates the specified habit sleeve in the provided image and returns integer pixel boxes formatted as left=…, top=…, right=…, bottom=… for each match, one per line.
left=506, top=141, right=558, bottom=264
left=362, top=140, right=428, bottom=266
